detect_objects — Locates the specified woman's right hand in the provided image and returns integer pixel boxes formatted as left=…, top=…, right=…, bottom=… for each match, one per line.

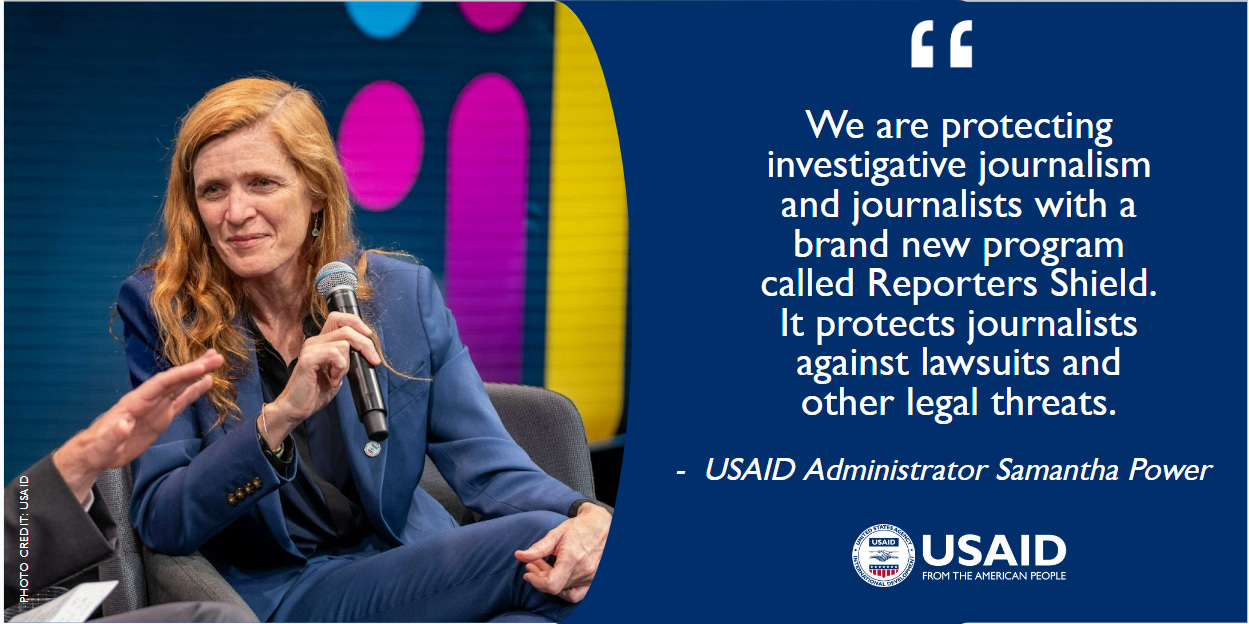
left=259, top=312, right=382, bottom=447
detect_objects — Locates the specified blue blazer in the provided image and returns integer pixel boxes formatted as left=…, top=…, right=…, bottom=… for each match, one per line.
left=120, top=255, right=583, bottom=620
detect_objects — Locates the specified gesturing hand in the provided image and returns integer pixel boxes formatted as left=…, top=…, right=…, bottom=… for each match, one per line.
left=514, top=503, right=612, bottom=603
left=53, top=349, right=225, bottom=505
left=261, top=312, right=381, bottom=448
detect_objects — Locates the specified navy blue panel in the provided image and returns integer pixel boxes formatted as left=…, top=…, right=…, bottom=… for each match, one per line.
left=564, top=2, right=1245, bottom=623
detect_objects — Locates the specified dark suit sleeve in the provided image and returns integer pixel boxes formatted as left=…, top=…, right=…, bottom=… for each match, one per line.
left=4, top=456, right=115, bottom=607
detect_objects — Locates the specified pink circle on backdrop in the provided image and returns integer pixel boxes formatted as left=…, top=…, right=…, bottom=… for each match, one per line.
left=445, top=73, right=529, bottom=383
left=458, top=2, right=524, bottom=33
left=338, top=80, right=423, bottom=212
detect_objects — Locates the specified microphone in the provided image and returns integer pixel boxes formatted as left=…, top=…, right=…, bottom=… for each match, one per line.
left=316, top=262, right=388, bottom=442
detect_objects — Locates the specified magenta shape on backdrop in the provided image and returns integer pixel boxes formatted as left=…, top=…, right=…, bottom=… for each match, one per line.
left=338, top=80, right=424, bottom=212
left=458, top=2, right=524, bottom=33
left=446, top=73, right=529, bottom=384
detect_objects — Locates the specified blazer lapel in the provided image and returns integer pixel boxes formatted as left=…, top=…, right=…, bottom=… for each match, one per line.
left=339, top=329, right=394, bottom=540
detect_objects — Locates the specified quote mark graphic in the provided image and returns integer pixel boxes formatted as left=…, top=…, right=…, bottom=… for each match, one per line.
left=911, top=20, right=973, bottom=68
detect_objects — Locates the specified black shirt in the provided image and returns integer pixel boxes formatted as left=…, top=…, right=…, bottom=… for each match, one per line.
left=251, top=316, right=374, bottom=556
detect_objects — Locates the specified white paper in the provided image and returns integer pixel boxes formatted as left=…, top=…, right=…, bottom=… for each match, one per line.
left=10, top=581, right=117, bottom=623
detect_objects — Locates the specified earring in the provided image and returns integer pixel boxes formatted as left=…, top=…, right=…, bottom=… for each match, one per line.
left=311, top=213, right=322, bottom=238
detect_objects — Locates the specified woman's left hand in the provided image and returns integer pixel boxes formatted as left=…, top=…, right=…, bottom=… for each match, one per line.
left=513, top=503, right=612, bottom=602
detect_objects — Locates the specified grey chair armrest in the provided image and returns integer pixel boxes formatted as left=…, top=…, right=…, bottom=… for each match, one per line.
left=142, top=549, right=255, bottom=615
left=96, top=467, right=148, bottom=616
left=97, top=466, right=258, bottom=620
left=486, top=383, right=596, bottom=500
left=418, top=383, right=599, bottom=522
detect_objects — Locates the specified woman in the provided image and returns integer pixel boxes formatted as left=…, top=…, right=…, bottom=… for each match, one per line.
left=119, top=77, right=610, bottom=622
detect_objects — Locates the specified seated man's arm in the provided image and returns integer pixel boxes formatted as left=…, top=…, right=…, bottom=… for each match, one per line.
left=4, top=349, right=223, bottom=606
left=4, top=456, right=116, bottom=606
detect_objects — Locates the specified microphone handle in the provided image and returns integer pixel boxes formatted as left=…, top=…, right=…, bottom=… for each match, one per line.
left=326, top=289, right=389, bottom=442
left=348, top=350, right=388, bottom=442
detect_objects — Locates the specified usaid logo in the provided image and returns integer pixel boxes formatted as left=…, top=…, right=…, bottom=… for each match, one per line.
left=851, top=525, right=915, bottom=587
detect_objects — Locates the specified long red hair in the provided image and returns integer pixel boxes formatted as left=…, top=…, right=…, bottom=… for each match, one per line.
left=149, top=77, right=372, bottom=425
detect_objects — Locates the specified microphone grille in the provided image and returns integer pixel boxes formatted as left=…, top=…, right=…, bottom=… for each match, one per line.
left=315, top=262, right=358, bottom=298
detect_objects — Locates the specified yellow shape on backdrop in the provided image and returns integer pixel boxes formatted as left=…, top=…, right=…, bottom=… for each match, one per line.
left=547, top=3, right=629, bottom=443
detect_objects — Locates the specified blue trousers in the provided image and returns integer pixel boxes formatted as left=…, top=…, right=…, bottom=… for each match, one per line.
left=269, top=511, right=577, bottom=623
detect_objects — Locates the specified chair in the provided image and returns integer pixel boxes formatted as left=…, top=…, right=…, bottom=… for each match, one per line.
left=420, top=383, right=597, bottom=524
left=96, top=383, right=597, bottom=618
left=95, top=466, right=149, bottom=616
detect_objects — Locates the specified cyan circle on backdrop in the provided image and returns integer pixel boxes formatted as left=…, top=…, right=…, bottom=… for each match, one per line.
left=345, top=2, right=421, bottom=40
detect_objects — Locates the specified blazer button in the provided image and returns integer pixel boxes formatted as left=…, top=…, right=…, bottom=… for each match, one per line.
left=244, top=483, right=256, bottom=494
left=252, top=476, right=263, bottom=489
left=227, top=493, right=238, bottom=506
left=235, top=487, right=246, bottom=499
